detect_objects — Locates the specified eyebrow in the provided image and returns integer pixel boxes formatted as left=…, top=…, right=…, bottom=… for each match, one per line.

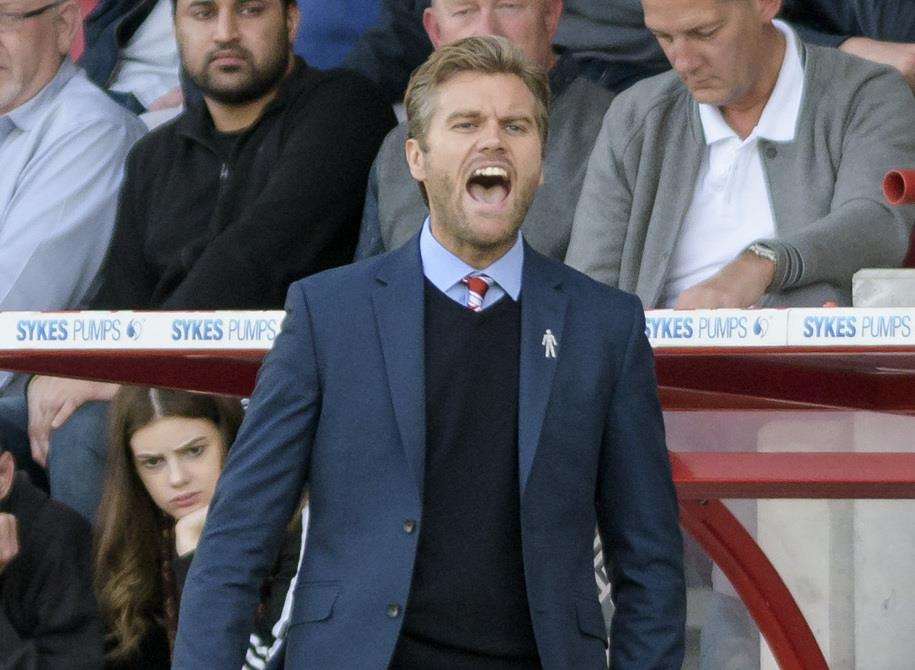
left=133, top=436, right=208, bottom=459
left=445, top=110, right=484, bottom=122
left=444, top=110, right=535, bottom=124
left=648, top=19, right=721, bottom=37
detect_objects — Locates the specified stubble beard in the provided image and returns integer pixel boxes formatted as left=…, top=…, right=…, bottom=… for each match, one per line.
left=184, top=33, right=290, bottom=106
left=426, top=169, right=538, bottom=253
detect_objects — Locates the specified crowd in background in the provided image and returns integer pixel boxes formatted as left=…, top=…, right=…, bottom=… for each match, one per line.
left=1, top=0, right=915, bottom=667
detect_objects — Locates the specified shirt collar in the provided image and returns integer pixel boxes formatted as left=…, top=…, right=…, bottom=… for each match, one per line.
left=419, top=217, right=524, bottom=301
left=698, top=19, right=805, bottom=145
left=4, top=59, right=77, bottom=132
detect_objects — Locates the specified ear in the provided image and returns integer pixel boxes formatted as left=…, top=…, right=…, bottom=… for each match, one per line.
left=423, top=6, right=444, bottom=49
left=405, top=137, right=428, bottom=182
left=286, top=3, right=300, bottom=45
left=758, top=0, right=782, bottom=24
left=544, top=0, right=563, bottom=41
left=0, top=452, right=15, bottom=502
left=54, top=0, right=81, bottom=58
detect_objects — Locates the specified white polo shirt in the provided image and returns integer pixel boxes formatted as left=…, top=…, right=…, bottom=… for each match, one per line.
left=659, top=20, right=804, bottom=308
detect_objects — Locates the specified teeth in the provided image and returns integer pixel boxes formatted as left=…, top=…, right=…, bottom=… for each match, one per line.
left=472, top=166, right=508, bottom=179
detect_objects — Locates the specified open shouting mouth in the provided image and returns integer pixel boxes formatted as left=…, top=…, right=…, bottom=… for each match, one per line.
left=466, top=165, right=512, bottom=207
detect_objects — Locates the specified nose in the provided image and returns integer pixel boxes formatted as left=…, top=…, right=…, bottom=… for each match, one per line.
left=670, top=39, right=700, bottom=76
left=477, top=119, right=505, bottom=152
left=473, top=6, right=499, bottom=37
left=167, top=459, right=190, bottom=489
left=213, top=8, right=240, bottom=44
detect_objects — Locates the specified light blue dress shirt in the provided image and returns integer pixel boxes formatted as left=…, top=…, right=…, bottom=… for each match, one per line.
left=0, top=59, right=146, bottom=311
left=419, top=217, right=524, bottom=310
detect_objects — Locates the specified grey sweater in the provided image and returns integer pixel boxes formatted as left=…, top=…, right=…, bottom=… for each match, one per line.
left=566, top=40, right=915, bottom=308
left=355, top=57, right=613, bottom=261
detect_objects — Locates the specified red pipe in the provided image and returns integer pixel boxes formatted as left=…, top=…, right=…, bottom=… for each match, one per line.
left=884, top=169, right=915, bottom=205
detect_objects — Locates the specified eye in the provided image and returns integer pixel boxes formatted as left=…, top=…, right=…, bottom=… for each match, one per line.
left=239, top=3, right=264, bottom=15
left=139, top=457, right=164, bottom=470
left=694, top=25, right=719, bottom=40
left=452, top=121, right=477, bottom=130
left=186, top=444, right=205, bottom=457
left=505, top=122, right=527, bottom=134
left=191, top=6, right=214, bottom=19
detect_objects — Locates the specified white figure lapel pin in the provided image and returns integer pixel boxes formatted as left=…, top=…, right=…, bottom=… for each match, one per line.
left=542, top=329, right=558, bottom=359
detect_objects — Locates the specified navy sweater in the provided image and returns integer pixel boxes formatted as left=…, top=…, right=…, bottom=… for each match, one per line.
left=392, top=281, right=540, bottom=668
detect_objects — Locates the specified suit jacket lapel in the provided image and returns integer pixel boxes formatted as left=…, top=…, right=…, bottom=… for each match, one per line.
left=518, top=247, right=568, bottom=497
left=372, top=240, right=427, bottom=498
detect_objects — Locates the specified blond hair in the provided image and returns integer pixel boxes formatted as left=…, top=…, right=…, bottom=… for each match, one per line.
left=404, top=35, right=551, bottom=153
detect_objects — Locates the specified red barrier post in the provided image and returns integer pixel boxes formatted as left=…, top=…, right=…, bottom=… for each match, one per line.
left=884, top=169, right=915, bottom=205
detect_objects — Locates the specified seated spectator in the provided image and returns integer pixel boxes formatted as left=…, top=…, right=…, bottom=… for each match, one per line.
left=0, top=0, right=395, bottom=521
left=0, top=0, right=145, bottom=399
left=566, top=0, right=915, bottom=310
left=780, top=0, right=915, bottom=91
left=0, top=447, right=104, bottom=667
left=354, top=0, right=613, bottom=262
left=95, top=387, right=304, bottom=668
left=80, top=0, right=183, bottom=115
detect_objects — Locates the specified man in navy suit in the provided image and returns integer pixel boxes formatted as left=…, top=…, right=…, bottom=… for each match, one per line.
left=174, top=35, right=685, bottom=669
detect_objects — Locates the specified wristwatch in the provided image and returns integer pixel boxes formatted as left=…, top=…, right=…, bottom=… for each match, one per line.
left=746, top=242, right=778, bottom=264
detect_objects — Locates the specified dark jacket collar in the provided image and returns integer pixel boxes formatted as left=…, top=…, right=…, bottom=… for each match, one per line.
left=176, top=56, right=310, bottom=143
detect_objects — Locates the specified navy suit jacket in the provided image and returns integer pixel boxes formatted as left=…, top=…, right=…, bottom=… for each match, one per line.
left=173, top=238, right=685, bottom=669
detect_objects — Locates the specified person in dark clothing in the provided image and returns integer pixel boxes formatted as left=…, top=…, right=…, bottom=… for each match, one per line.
left=0, top=0, right=395, bottom=522
left=0, top=448, right=104, bottom=668
left=95, top=388, right=304, bottom=669
left=780, top=0, right=915, bottom=90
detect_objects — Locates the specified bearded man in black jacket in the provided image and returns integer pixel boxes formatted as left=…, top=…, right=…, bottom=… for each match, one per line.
left=0, top=0, right=396, bottom=521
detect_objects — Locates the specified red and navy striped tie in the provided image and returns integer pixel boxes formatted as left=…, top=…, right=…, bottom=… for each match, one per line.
left=461, top=274, right=494, bottom=312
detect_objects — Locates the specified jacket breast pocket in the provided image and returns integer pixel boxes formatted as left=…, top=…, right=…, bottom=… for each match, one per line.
left=576, top=597, right=609, bottom=648
left=291, top=583, right=340, bottom=624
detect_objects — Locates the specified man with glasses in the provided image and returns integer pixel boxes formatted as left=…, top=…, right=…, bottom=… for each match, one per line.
left=0, top=0, right=145, bottom=405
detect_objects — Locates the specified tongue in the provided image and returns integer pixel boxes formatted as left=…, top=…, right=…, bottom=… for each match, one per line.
left=468, top=182, right=508, bottom=204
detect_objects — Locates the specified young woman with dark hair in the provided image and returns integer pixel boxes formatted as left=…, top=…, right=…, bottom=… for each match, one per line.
left=94, top=387, right=304, bottom=668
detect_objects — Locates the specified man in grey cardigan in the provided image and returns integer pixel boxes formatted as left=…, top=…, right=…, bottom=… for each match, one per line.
left=354, top=0, right=613, bottom=262
left=566, top=0, right=915, bottom=309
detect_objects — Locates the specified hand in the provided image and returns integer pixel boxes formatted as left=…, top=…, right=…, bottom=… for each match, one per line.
left=840, top=37, right=915, bottom=91
left=26, top=377, right=121, bottom=468
left=675, top=252, right=776, bottom=310
left=147, top=86, right=184, bottom=112
left=0, top=514, right=19, bottom=574
left=175, top=505, right=209, bottom=557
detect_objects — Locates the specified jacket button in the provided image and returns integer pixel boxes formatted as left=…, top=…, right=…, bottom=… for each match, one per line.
left=387, top=603, right=401, bottom=618
left=403, top=519, right=416, bottom=534
left=764, top=145, right=777, bottom=159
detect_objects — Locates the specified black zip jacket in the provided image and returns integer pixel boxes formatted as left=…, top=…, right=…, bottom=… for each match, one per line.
left=0, top=473, right=104, bottom=669
left=90, top=58, right=396, bottom=310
